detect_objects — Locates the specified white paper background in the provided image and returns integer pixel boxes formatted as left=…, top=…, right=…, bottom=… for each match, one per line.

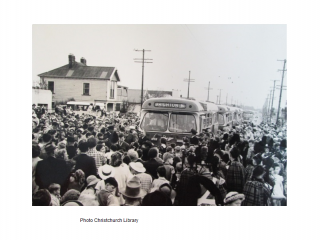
left=0, top=0, right=319, bottom=239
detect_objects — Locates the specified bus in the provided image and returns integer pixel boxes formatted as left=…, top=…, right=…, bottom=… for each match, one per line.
left=67, top=101, right=91, bottom=111
left=217, top=105, right=233, bottom=130
left=139, top=98, right=219, bottom=146
left=243, top=110, right=255, bottom=123
left=229, top=107, right=243, bottom=125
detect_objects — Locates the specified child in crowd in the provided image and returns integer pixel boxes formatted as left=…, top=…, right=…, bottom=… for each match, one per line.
left=151, top=166, right=170, bottom=191
left=48, top=183, right=61, bottom=206
left=97, top=177, right=120, bottom=206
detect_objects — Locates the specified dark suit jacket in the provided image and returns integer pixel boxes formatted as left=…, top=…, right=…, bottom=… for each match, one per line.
left=73, top=154, right=97, bottom=178
left=138, top=136, right=150, bottom=146
left=143, top=158, right=163, bottom=180
left=118, top=141, right=130, bottom=152
left=35, top=156, right=71, bottom=195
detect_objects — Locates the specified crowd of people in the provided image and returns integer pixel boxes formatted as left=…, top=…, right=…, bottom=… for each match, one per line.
left=32, top=104, right=287, bottom=206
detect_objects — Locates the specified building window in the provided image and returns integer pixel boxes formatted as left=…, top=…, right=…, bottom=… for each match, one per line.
left=110, top=81, right=115, bottom=99
left=83, top=83, right=90, bottom=95
left=117, top=88, right=122, bottom=96
left=116, top=103, right=121, bottom=111
left=48, top=81, right=54, bottom=93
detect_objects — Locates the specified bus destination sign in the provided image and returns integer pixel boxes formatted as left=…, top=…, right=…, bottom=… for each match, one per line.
left=154, top=102, right=186, bottom=109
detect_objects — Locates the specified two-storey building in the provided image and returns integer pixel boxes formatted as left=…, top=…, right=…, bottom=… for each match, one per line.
left=38, top=54, right=127, bottom=112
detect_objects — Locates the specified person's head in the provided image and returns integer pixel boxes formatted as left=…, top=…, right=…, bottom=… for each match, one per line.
left=252, top=165, right=266, bottom=179
left=129, top=162, right=146, bottom=175
left=54, top=149, right=68, bottom=160
left=148, top=147, right=159, bottom=159
left=70, top=169, right=86, bottom=185
left=110, top=152, right=123, bottom=167
left=142, top=190, right=172, bottom=206
left=122, top=155, right=131, bottom=165
left=87, top=137, right=97, bottom=149
left=224, top=192, right=245, bottom=206
left=252, top=153, right=262, bottom=166
left=78, top=141, right=89, bottom=153
left=156, top=166, right=166, bottom=178
left=32, top=189, right=52, bottom=206
left=273, top=163, right=281, bottom=175
left=96, top=144, right=106, bottom=153
left=45, top=144, right=56, bottom=156
left=222, top=153, right=230, bottom=163
left=60, top=189, right=81, bottom=205
left=104, top=177, right=118, bottom=193
left=127, top=149, right=139, bottom=161
left=230, top=147, right=240, bottom=161
left=48, top=183, right=61, bottom=196
left=163, top=152, right=173, bottom=164
left=118, top=133, right=125, bottom=142
left=32, top=144, right=41, bottom=158
left=140, top=130, right=146, bottom=138
left=42, top=133, right=52, bottom=143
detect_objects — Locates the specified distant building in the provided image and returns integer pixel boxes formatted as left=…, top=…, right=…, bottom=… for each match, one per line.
left=37, top=54, right=127, bottom=112
left=127, top=89, right=172, bottom=112
left=32, top=89, right=53, bottom=110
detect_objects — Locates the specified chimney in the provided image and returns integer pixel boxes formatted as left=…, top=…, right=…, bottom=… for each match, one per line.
left=68, top=53, right=75, bottom=68
left=80, top=57, right=87, bottom=66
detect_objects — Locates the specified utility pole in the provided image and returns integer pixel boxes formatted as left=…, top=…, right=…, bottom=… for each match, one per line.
left=216, top=95, right=219, bottom=103
left=183, top=71, right=195, bottom=99
left=205, top=81, right=213, bottom=101
left=268, top=89, right=273, bottom=123
left=276, top=59, right=287, bottom=125
left=134, top=49, right=153, bottom=108
left=270, top=80, right=279, bottom=123
left=226, top=93, right=228, bottom=105
left=218, top=89, right=222, bottom=104
left=231, top=96, right=233, bottom=105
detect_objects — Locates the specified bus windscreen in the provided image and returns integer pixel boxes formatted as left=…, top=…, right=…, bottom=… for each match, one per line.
left=169, top=113, right=196, bottom=132
left=140, top=112, right=169, bottom=131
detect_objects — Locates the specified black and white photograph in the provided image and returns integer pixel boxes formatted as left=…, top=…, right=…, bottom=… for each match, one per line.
left=32, top=24, right=287, bottom=207
left=3, top=0, right=320, bottom=239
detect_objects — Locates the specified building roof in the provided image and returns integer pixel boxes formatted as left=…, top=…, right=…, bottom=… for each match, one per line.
left=38, top=62, right=118, bottom=80
left=127, top=89, right=173, bottom=103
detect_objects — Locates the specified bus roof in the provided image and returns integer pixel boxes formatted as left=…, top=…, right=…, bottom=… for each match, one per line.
left=217, top=105, right=231, bottom=113
left=200, top=101, right=219, bottom=111
left=142, top=97, right=205, bottom=112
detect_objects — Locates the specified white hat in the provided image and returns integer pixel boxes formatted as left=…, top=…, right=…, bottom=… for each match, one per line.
left=129, top=162, right=146, bottom=173
left=98, top=165, right=115, bottom=180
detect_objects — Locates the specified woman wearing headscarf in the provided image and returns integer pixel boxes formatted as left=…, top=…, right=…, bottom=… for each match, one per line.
left=68, top=169, right=86, bottom=192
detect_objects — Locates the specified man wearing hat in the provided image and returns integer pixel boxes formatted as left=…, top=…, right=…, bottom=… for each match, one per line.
left=95, top=165, right=116, bottom=194
left=74, top=141, right=97, bottom=179
left=224, top=192, right=245, bottom=206
left=120, top=176, right=147, bottom=206
left=129, top=162, right=152, bottom=193
left=118, top=133, right=130, bottom=152
left=190, top=129, right=199, bottom=146
left=35, top=144, right=71, bottom=195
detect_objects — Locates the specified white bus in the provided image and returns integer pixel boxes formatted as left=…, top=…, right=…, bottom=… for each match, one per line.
left=139, top=98, right=219, bottom=145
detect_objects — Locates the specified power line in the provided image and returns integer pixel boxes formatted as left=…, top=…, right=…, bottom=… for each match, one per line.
left=134, top=49, right=153, bottom=108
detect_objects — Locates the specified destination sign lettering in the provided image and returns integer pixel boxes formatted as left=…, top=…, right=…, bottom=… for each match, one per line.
left=154, top=102, right=186, bottom=109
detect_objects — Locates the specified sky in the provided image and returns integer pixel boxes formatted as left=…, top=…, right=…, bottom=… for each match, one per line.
left=33, top=24, right=286, bottom=109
